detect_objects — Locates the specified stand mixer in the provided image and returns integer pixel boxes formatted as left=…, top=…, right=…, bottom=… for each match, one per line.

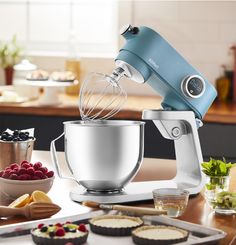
left=52, top=25, right=217, bottom=204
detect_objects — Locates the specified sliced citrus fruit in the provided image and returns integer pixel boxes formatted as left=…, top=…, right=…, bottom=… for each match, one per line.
left=8, top=194, right=31, bottom=208
left=31, top=190, right=52, bottom=203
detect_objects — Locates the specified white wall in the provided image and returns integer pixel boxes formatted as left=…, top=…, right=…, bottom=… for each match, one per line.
left=132, top=1, right=236, bottom=87
left=1, top=1, right=235, bottom=96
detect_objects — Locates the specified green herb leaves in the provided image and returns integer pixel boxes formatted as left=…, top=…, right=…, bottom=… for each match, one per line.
left=201, top=157, right=234, bottom=176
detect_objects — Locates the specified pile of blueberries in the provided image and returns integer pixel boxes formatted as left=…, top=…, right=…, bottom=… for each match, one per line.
left=0, top=130, right=34, bottom=142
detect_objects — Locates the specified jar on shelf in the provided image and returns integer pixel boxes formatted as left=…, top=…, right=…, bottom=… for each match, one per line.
left=216, top=65, right=231, bottom=102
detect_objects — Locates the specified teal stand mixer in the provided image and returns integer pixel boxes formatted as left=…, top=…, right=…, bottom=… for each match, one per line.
left=59, top=25, right=217, bottom=203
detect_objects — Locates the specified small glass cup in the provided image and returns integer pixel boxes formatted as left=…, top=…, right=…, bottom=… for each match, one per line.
left=152, top=188, right=189, bottom=217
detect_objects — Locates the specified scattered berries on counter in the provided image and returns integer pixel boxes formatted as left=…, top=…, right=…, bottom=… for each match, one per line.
left=0, top=161, right=54, bottom=180
left=0, top=130, right=35, bottom=142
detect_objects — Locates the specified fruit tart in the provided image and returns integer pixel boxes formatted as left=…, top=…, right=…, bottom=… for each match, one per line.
left=31, top=222, right=88, bottom=245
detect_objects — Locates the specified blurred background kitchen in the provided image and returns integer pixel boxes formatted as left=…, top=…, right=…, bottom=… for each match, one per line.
left=0, top=0, right=236, bottom=161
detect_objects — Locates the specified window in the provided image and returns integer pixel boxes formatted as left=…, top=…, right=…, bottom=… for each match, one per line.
left=0, top=0, right=118, bottom=57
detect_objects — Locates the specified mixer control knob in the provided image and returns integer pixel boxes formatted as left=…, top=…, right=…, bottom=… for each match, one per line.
left=181, top=75, right=205, bottom=99
left=120, top=24, right=139, bottom=35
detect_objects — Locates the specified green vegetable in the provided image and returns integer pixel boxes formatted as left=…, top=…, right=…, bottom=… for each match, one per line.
left=201, top=157, right=234, bottom=176
left=211, top=191, right=236, bottom=209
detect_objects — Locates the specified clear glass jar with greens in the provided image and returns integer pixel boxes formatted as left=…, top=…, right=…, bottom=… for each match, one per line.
left=201, top=158, right=234, bottom=207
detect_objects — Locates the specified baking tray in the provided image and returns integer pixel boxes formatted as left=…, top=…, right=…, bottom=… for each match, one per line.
left=0, top=210, right=226, bottom=244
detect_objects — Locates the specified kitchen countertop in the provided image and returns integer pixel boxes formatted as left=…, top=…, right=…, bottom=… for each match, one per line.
left=0, top=93, right=236, bottom=124
left=1, top=150, right=236, bottom=244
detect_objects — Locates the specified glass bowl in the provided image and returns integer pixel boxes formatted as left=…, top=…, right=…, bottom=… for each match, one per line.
left=152, top=188, right=189, bottom=217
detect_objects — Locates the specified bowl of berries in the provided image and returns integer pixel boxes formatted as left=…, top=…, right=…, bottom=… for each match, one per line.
left=0, top=160, right=55, bottom=199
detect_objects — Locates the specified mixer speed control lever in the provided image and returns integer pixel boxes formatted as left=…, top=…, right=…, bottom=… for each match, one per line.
left=181, top=75, right=205, bottom=99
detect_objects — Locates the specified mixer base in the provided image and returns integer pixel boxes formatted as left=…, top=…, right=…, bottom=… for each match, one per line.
left=70, top=180, right=199, bottom=204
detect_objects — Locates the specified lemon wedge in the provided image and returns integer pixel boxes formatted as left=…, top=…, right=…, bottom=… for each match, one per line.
left=8, top=194, right=31, bottom=208
left=31, top=190, right=52, bottom=203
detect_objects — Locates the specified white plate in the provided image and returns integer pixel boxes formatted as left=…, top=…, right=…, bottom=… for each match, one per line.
left=0, top=96, right=28, bottom=104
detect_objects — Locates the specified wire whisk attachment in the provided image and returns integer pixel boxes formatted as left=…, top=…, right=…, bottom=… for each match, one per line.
left=79, top=68, right=127, bottom=121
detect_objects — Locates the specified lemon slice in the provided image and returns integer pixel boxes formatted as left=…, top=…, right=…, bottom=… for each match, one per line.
left=8, top=194, right=31, bottom=208
left=31, top=190, right=52, bottom=203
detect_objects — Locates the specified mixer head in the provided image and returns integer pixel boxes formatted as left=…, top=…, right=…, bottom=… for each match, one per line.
left=79, top=70, right=127, bottom=121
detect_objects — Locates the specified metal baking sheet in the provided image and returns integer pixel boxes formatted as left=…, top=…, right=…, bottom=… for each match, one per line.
left=0, top=210, right=226, bottom=244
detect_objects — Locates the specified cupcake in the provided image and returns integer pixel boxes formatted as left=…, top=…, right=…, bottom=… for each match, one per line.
left=31, top=222, right=88, bottom=245
left=89, top=214, right=143, bottom=236
left=132, top=225, right=189, bottom=245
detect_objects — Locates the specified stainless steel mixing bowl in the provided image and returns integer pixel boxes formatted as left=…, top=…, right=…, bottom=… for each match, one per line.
left=51, top=120, right=145, bottom=192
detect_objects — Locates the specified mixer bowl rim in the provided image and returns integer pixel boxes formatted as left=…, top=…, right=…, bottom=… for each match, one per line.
left=63, top=120, right=145, bottom=127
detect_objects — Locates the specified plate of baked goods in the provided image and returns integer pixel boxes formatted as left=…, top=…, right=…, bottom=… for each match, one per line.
left=0, top=210, right=226, bottom=245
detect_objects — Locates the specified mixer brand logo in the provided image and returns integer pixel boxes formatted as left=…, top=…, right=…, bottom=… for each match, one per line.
left=148, top=58, right=159, bottom=70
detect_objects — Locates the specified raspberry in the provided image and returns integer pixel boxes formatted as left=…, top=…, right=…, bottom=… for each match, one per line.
left=9, top=174, right=18, bottom=180
left=32, top=175, right=41, bottom=180
left=21, top=160, right=29, bottom=166
left=65, top=221, right=72, bottom=224
left=26, top=167, right=34, bottom=176
left=9, top=170, right=17, bottom=175
left=46, top=171, right=54, bottom=178
left=2, top=173, right=10, bottom=178
left=5, top=167, right=11, bottom=171
left=5, top=169, right=11, bottom=174
left=29, top=163, right=33, bottom=167
left=38, top=167, right=48, bottom=174
left=35, top=170, right=44, bottom=179
left=78, top=224, right=87, bottom=232
left=38, top=223, right=44, bottom=229
left=0, top=170, right=4, bottom=177
left=55, top=228, right=65, bottom=237
left=18, top=174, right=30, bottom=180
left=34, top=162, right=42, bottom=169
left=41, top=175, right=48, bottom=179
left=18, top=168, right=27, bottom=175
left=10, top=163, right=19, bottom=170
left=55, top=223, right=63, bottom=227
left=21, top=163, right=30, bottom=169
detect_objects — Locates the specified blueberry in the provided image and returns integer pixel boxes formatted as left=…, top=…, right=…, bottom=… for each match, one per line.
left=63, top=227, right=70, bottom=232
left=7, top=136, right=13, bottom=141
left=40, top=226, right=48, bottom=232
left=49, top=231, right=55, bottom=237
left=13, top=130, right=19, bottom=136
left=13, top=137, right=19, bottom=141
left=1, top=132, right=9, bottom=137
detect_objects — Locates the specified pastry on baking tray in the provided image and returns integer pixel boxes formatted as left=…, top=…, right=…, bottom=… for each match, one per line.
left=31, top=222, right=88, bottom=245
left=26, top=70, right=49, bottom=81
left=89, top=214, right=143, bottom=236
left=132, top=225, right=189, bottom=245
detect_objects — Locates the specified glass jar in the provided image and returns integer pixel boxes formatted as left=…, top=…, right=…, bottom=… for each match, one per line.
left=204, top=176, right=230, bottom=208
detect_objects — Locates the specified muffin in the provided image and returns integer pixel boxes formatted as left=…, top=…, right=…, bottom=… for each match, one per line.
left=31, top=222, right=88, bottom=245
left=89, top=214, right=143, bottom=236
left=132, top=225, right=189, bottom=245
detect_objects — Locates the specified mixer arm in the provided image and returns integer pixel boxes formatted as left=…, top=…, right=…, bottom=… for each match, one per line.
left=143, top=109, right=205, bottom=193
